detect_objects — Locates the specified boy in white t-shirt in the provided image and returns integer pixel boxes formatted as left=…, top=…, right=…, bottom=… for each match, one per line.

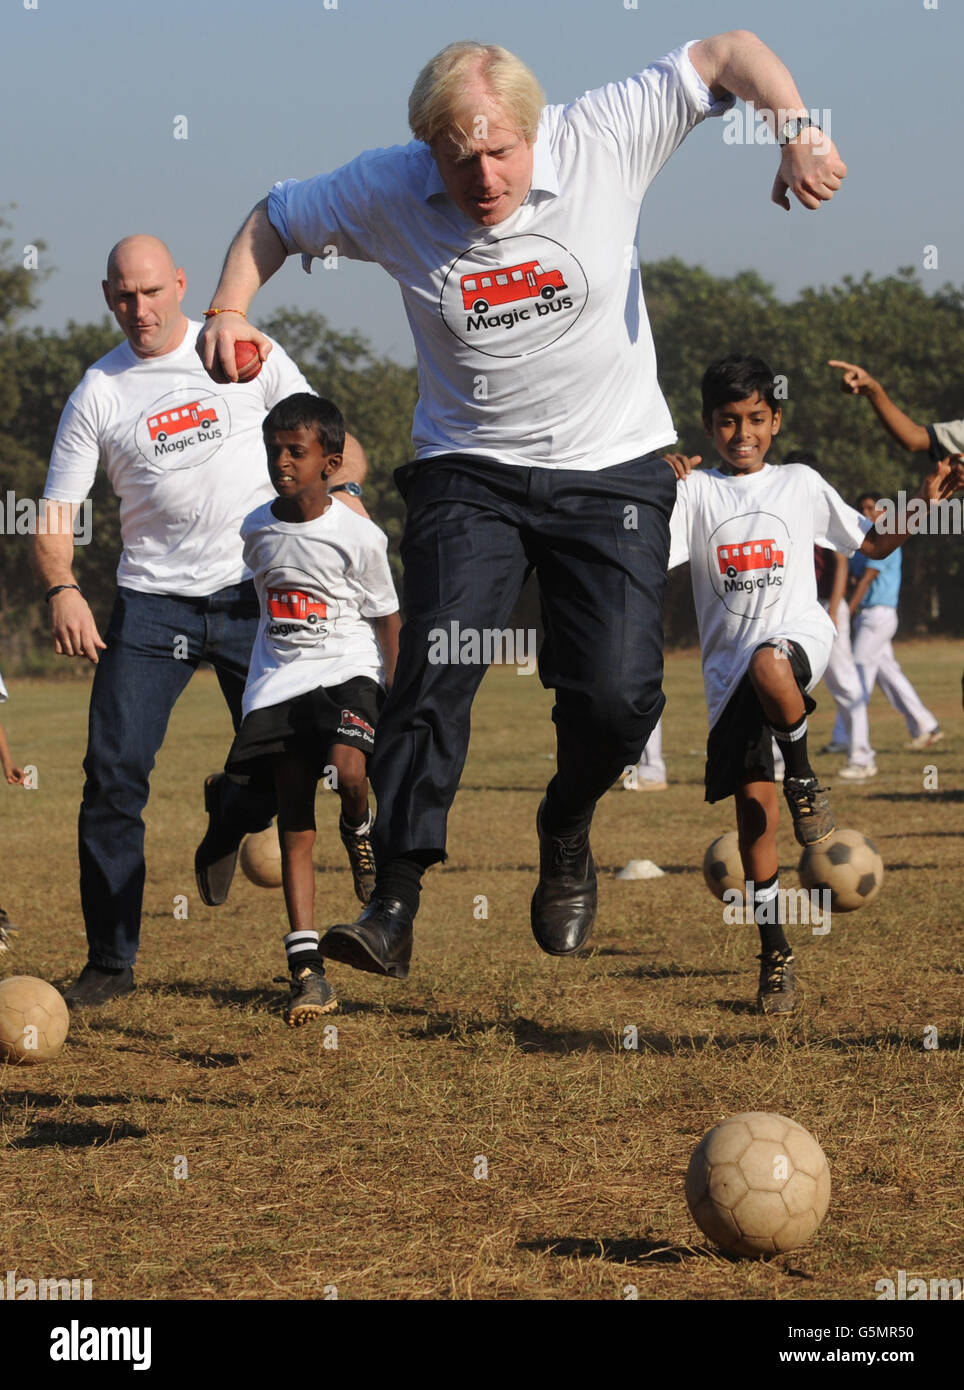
left=666, top=355, right=962, bottom=1014
left=225, top=395, right=400, bottom=1026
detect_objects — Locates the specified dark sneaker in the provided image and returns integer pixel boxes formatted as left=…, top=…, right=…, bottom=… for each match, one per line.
left=340, top=816, right=376, bottom=905
left=320, top=897, right=413, bottom=980
left=783, top=776, right=835, bottom=846
left=284, top=966, right=338, bottom=1027
left=0, top=906, right=18, bottom=954
left=757, top=950, right=796, bottom=1015
left=64, top=963, right=136, bottom=1009
left=530, top=798, right=597, bottom=956
left=195, top=773, right=246, bottom=907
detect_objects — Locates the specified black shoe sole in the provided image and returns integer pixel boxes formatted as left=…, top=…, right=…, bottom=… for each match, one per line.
left=195, top=775, right=241, bottom=907
left=319, top=925, right=410, bottom=980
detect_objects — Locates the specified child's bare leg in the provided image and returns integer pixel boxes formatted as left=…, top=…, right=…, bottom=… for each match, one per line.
left=274, top=754, right=319, bottom=935
left=273, top=755, right=336, bottom=1024
left=735, top=772, right=780, bottom=888
left=747, top=645, right=813, bottom=779
left=736, top=771, right=795, bottom=1013
left=329, top=742, right=370, bottom=824
left=329, top=742, right=375, bottom=904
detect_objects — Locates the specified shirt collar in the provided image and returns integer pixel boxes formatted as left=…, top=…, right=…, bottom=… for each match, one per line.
left=421, top=126, right=559, bottom=205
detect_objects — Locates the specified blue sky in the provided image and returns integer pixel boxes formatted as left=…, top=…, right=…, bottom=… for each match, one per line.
left=3, top=0, right=961, bottom=363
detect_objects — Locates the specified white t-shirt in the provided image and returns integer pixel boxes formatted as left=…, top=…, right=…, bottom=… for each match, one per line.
left=0, top=667, right=8, bottom=703
left=668, top=463, right=872, bottom=729
left=267, top=43, right=733, bottom=471
left=43, top=319, right=312, bottom=596
left=928, top=417, right=964, bottom=455
left=241, top=499, right=399, bottom=717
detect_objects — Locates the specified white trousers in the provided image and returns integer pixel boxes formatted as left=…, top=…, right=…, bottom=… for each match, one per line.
left=822, top=598, right=873, bottom=765
left=635, top=716, right=666, bottom=782
left=831, top=604, right=936, bottom=747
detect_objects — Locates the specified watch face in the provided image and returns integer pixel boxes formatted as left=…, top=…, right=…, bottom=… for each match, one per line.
left=342, top=482, right=362, bottom=497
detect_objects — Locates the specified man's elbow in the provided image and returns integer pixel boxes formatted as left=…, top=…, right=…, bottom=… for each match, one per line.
left=691, top=30, right=759, bottom=96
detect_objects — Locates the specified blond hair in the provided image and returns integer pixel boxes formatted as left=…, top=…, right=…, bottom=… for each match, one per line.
left=409, top=41, right=545, bottom=150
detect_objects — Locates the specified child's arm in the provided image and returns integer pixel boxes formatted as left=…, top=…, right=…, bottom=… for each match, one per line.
left=0, top=722, right=24, bottom=785
left=859, top=457, right=964, bottom=561
left=374, top=612, right=401, bottom=690
left=848, top=565, right=878, bottom=615
left=828, top=361, right=930, bottom=453
left=828, top=551, right=849, bottom=628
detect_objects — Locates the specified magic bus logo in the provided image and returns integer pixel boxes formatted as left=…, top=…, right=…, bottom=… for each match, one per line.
left=439, top=234, right=588, bottom=358
left=134, top=390, right=228, bottom=471
left=708, top=512, right=791, bottom=616
left=264, top=567, right=334, bottom=641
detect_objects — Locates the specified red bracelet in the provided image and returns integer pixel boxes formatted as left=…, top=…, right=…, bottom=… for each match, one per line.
left=203, top=308, right=247, bottom=319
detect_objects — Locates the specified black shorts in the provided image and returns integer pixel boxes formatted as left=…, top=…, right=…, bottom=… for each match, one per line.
left=704, top=640, right=815, bottom=804
left=225, top=676, right=384, bottom=788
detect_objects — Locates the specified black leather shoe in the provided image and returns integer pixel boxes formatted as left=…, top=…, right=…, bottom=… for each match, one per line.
left=64, top=963, right=135, bottom=1009
left=319, top=898, right=413, bottom=980
left=530, top=798, right=597, bottom=956
left=195, top=774, right=246, bottom=907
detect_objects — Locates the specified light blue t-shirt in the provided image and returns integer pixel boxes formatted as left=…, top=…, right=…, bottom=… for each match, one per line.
left=850, top=547, right=902, bottom=609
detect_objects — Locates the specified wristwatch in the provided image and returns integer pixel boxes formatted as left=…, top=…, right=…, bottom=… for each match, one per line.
left=329, top=482, right=363, bottom=497
left=778, top=116, right=821, bottom=145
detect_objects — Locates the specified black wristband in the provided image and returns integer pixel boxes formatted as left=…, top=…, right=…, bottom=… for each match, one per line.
left=45, top=584, right=81, bottom=603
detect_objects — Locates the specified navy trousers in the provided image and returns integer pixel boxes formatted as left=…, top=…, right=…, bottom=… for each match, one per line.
left=370, top=452, right=676, bottom=865
left=79, top=582, right=274, bottom=968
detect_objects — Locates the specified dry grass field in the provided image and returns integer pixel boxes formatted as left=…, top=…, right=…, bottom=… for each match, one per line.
left=1, top=643, right=962, bottom=1303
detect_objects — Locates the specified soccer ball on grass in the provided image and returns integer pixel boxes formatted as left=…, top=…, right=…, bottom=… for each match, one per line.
left=686, top=1111, right=831, bottom=1258
left=0, top=975, right=70, bottom=1065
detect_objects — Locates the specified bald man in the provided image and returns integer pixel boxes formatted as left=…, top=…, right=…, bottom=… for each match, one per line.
left=33, top=236, right=367, bottom=1007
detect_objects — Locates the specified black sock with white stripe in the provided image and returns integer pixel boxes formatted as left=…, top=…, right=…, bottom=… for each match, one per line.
left=284, top=930, right=325, bottom=975
left=753, top=873, right=790, bottom=956
left=769, top=713, right=814, bottom=781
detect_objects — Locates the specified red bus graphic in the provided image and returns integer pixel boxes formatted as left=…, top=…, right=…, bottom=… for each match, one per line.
left=147, top=401, right=218, bottom=442
left=341, top=709, right=375, bottom=737
left=461, top=260, right=567, bottom=313
left=717, top=539, right=785, bottom=578
left=267, top=588, right=328, bottom=624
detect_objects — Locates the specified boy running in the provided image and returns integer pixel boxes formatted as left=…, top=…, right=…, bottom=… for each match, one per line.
left=665, top=355, right=961, bottom=1013
left=225, top=395, right=400, bottom=1025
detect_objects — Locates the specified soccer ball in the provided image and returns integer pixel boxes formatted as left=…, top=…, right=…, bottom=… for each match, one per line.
left=686, top=1111, right=831, bottom=1258
left=702, top=831, right=745, bottom=901
left=798, top=829, right=884, bottom=912
left=0, top=976, right=70, bottom=1065
left=240, top=827, right=283, bottom=889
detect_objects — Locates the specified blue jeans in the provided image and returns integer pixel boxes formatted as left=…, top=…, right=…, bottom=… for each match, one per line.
left=79, top=583, right=274, bottom=968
